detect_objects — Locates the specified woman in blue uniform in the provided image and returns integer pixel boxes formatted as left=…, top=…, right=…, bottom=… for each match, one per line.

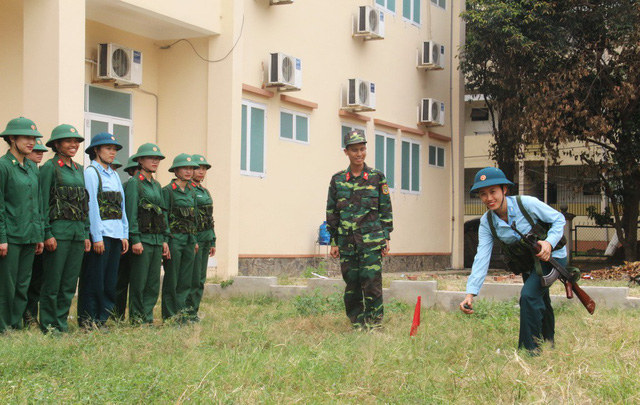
left=460, top=167, right=567, bottom=354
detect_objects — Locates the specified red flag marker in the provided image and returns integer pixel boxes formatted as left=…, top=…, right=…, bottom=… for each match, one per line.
left=409, top=296, right=421, bottom=337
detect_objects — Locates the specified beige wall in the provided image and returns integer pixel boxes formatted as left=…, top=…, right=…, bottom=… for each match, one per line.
left=0, top=0, right=24, bottom=130
left=235, top=0, right=463, bottom=257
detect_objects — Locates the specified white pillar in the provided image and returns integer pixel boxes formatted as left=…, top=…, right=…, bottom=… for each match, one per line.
left=207, top=0, right=244, bottom=278
left=23, top=0, right=85, bottom=135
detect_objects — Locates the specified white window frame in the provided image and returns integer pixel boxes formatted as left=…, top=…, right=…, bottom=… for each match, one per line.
left=403, top=0, right=421, bottom=26
left=340, top=122, right=367, bottom=150
left=374, top=130, right=396, bottom=191
left=279, top=108, right=310, bottom=145
left=401, top=138, right=421, bottom=195
left=431, top=0, right=446, bottom=11
left=375, top=0, right=396, bottom=14
left=428, top=144, right=446, bottom=168
left=241, top=99, right=268, bottom=178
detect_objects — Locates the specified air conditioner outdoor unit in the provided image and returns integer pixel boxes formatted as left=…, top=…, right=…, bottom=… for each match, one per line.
left=420, top=98, right=445, bottom=126
left=97, top=43, right=143, bottom=86
left=418, top=41, right=445, bottom=70
left=354, top=6, right=385, bottom=39
left=344, top=78, right=376, bottom=111
left=266, top=52, right=302, bottom=91
left=270, top=0, right=294, bottom=4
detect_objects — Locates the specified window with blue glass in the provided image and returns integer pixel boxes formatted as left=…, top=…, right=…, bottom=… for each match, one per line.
left=280, top=109, right=309, bottom=144
left=241, top=100, right=266, bottom=176
left=375, top=131, right=396, bottom=189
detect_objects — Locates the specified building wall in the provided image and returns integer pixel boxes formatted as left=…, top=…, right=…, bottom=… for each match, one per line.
left=236, top=0, right=462, bottom=258
left=0, top=0, right=24, bottom=130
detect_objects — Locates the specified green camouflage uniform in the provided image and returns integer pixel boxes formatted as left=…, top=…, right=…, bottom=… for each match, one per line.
left=326, top=163, right=393, bottom=326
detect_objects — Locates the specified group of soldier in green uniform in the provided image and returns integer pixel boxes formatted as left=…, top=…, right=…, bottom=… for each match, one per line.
left=0, top=116, right=216, bottom=334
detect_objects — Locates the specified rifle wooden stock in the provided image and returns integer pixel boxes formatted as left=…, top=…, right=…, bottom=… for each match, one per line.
left=510, top=222, right=596, bottom=314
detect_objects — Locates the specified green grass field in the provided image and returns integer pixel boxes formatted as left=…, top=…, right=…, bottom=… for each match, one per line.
left=1, top=293, right=639, bottom=403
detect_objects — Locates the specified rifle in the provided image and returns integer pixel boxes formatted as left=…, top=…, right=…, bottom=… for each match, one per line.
left=510, top=222, right=596, bottom=315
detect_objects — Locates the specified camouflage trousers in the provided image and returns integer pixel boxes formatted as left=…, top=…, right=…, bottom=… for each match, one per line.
left=339, top=249, right=383, bottom=327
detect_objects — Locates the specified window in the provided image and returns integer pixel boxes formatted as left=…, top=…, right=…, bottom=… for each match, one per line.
left=280, top=109, right=309, bottom=144
left=84, top=85, right=133, bottom=183
left=375, top=131, right=396, bottom=189
left=431, top=0, right=446, bottom=10
left=376, top=0, right=396, bottom=13
left=428, top=145, right=445, bottom=168
left=470, top=108, right=489, bottom=121
left=340, top=123, right=366, bottom=148
left=241, top=100, right=266, bottom=176
left=401, top=139, right=420, bottom=193
left=403, top=0, right=421, bottom=24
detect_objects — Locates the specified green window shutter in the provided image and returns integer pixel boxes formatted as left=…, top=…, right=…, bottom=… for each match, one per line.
left=403, top=0, right=411, bottom=19
left=411, top=143, right=420, bottom=191
left=437, top=146, right=445, bottom=167
left=281, top=112, right=293, bottom=140
left=388, top=0, right=396, bottom=12
left=386, top=137, right=395, bottom=188
left=241, top=104, right=248, bottom=171
left=375, top=135, right=385, bottom=172
left=249, top=107, right=265, bottom=173
left=401, top=141, right=410, bottom=190
left=376, top=0, right=385, bottom=5
left=429, top=145, right=436, bottom=165
left=413, top=0, right=420, bottom=23
left=296, top=115, right=308, bottom=142
left=87, top=85, right=131, bottom=119
left=341, top=125, right=351, bottom=148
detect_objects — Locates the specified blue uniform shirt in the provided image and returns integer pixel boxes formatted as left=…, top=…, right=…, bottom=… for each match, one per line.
left=85, top=160, right=129, bottom=242
left=466, top=195, right=566, bottom=296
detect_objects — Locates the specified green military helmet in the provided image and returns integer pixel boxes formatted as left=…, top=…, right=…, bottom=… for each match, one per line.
left=470, top=167, right=514, bottom=193
left=111, top=158, right=123, bottom=169
left=168, top=153, right=200, bottom=172
left=123, top=156, right=138, bottom=174
left=45, top=124, right=84, bottom=148
left=344, top=129, right=367, bottom=147
left=191, top=154, right=211, bottom=169
left=131, top=143, right=165, bottom=161
left=0, top=117, right=43, bottom=138
left=32, top=138, right=48, bottom=152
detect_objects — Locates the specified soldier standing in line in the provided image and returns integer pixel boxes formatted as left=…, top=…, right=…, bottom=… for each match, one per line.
left=0, top=117, right=44, bottom=333
left=326, top=130, right=393, bottom=329
left=22, top=137, right=48, bottom=327
left=161, top=154, right=199, bottom=322
left=39, top=124, right=91, bottom=333
left=186, top=154, right=216, bottom=322
left=113, top=157, right=138, bottom=321
left=125, top=143, right=170, bottom=324
left=77, top=133, right=129, bottom=328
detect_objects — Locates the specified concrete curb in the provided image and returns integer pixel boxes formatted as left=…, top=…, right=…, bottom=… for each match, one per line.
left=204, top=276, right=639, bottom=311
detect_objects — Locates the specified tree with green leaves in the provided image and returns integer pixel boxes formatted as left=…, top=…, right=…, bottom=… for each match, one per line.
left=523, top=0, right=640, bottom=261
left=461, top=0, right=640, bottom=261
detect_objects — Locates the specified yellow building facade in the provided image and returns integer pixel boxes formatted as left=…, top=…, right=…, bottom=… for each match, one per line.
left=1, top=0, right=466, bottom=277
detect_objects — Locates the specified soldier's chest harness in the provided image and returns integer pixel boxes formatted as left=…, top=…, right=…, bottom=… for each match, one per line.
left=87, top=165, right=123, bottom=220
left=49, top=160, right=89, bottom=222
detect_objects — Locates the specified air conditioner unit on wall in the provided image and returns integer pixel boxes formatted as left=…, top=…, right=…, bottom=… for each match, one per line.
left=421, top=98, right=445, bottom=126
left=354, top=6, right=385, bottom=40
left=266, top=52, right=302, bottom=91
left=270, top=0, right=294, bottom=4
left=97, top=43, right=143, bottom=86
left=343, top=78, right=376, bottom=111
left=418, top=41, right=445, bottom=70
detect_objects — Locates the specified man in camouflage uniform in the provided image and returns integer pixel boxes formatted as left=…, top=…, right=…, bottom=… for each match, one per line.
left=326, top=130, right=393, bottom=328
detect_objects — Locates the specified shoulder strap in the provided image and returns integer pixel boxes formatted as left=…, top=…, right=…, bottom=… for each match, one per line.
left=88, top=165, right=103, bottom=192
left=515, top=195, right=535, bottom=228
left=486, top=212, right=500, bottom=242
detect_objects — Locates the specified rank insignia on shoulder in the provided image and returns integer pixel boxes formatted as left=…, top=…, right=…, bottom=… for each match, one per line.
left=191, top=182, right=197, bottom=187
left=346, top=172, right=351, bottom=181
left=172, top=182, right=177, bottom=190
left=363, top=172, right=369, bottom=180
left=138, top=173, right=145, bottom=181
left=382, top=184, right=389, bottom=195
left=57, top=159, right=64, bottom=167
